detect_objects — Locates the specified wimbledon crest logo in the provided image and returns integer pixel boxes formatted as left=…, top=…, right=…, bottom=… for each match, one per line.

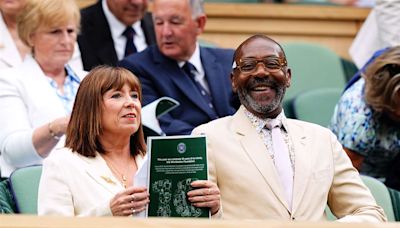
left=177, top=142, right=186, bottom=154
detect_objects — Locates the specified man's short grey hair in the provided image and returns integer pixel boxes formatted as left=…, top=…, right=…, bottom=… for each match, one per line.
left=189, top=0, right=205, bottom=18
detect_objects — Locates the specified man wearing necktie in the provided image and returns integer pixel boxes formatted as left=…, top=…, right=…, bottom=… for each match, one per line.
left=191, top=34, right=387, bottom=222
left=78, top=0, right=156, bottom=71
left=119, top=0, right=239, bottom=135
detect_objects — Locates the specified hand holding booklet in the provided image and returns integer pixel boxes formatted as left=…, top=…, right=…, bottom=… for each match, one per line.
left=134, top=135, right=209, bottom=218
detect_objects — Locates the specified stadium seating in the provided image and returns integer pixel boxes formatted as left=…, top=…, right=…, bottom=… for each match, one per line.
left=9, top=166, right=42, bottom=214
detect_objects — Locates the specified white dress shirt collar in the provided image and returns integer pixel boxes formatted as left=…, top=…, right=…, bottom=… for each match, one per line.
left=177, top=43, right=203, bottom=75
left=102, top=0, right=146, bottom=60
left=177, top=43, right=209, bottom=92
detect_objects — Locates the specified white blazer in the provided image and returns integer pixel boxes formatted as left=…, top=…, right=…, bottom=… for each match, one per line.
left=0, top=12, right=83, bottom=70
left=0, top=13, right=22, bottom=69
left=38, top=147, right=147, bottom=216
left=350, top=0, right=400, bottom=68
left=0, top=55, right=86, bottom=177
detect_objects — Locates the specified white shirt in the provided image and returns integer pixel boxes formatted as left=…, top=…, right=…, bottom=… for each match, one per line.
left=177, top=43, right=210, bottom=93
left=102, top=0, right=148, bottom=60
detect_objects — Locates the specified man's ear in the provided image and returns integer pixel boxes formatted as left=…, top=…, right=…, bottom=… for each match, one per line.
left=285, top=68, right=292, bottom=88
left=195, top=15, right=207, bottom=35
left=231, top=72, right=237, bottom=92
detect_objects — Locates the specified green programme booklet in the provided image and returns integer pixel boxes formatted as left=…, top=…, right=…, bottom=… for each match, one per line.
left=146, top=135, right=209, bottom=218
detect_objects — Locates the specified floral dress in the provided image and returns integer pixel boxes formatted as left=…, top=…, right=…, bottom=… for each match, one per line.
left=329, top=78, right=400, bottom=180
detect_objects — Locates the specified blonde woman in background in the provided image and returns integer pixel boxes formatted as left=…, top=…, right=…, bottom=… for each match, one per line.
left=0, top=0, right=86, bottom=178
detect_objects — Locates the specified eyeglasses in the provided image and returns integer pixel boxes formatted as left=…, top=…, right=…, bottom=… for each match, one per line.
left=235, top=57, right=287, bottom=73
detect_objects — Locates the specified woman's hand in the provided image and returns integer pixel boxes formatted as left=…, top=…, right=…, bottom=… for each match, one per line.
left=110, top=186, right=149, bottom=216
left=33, top=116, right=71, bottom=158
left=187, top=180, right=220, bottom=215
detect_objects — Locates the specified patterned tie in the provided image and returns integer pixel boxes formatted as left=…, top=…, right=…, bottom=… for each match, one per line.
left=267, top=119, right=293, bottom=210
left=122, top=27, right=137, bottom=57
left=182, top=62, right=215, bottom=111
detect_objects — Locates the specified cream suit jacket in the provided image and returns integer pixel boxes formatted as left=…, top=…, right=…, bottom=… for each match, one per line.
left=0, top=56, right=86, bottom=177
left=192, top=106, right=386, bottom=222
left=38, top=147, right=146, bottom=216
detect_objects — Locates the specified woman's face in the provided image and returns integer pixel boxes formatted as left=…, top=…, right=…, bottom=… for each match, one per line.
left=0, top=0, right=25, bottom=16
left=30, top=21, right=77, bottom=68
left=101, top=83, right=141, bottom=136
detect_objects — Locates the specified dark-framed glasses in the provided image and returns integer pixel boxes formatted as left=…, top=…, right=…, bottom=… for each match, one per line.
left=236, top=57, right=287, bottom=73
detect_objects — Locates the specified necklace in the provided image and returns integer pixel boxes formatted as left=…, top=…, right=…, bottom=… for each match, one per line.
left=103, top=156, right=131, bottom=188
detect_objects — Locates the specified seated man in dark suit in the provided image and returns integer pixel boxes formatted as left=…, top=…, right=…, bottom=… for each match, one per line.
left=119, top=0, right=238, bottom=135
left=78, top=0, right=156, bottom=71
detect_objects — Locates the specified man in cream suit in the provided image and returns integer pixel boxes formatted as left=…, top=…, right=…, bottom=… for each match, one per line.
left=192, top=34, right=387, bottom=222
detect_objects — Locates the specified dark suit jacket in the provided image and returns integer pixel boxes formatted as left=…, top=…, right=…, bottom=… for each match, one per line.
left=119, top=45, right=238, bottom=135
left=78, top=1, right=156, bottom=71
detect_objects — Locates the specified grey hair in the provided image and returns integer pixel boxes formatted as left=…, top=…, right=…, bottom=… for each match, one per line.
left=189, top=0, right=205, bottom=18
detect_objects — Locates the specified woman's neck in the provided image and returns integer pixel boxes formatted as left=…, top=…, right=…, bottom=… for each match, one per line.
left=100, top=134, right=132, bottom=158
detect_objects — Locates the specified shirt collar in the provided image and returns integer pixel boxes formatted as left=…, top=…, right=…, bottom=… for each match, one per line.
left=102, top=0, right=142, bottom=42
left=65, top=65, right=81, bottom=83
left=45, top=65, right=81, bottom=84
left=244, top=108, right=288, bottom=133
left=177, top=43, right=204, bottom=74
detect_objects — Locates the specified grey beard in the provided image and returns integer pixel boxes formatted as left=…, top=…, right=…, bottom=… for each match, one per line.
left=237, top=82, right=285, bottom=116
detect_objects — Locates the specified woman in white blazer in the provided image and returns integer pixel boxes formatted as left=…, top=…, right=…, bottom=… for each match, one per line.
left=38, top=66, right=221, bottom=217
left=0, top=0, right=86, bottom=178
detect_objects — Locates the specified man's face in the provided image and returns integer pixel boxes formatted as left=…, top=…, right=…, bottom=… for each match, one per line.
left=106, top=0, right=147, bottom=26
left=232, top=37, right=291, bottom=118
left=153, top=0, right=205, bottom=61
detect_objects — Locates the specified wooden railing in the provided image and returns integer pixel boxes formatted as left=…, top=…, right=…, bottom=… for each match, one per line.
left=0, top=214, right=397, bottom=228
left=75, top=1, right=370, bottom=59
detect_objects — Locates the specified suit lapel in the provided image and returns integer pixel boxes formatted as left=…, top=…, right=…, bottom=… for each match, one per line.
left=152, top=48, right=216, bottom=118
left=287, top=121, right=312, bottom=213
left=141, top=13, right=156, bottom=46
left=200, top=47, right=231, bottom=116
left=21, top=56, right=66, bottom=117
left=233, top=107, right=290, bottom=209
left=89, top=2, right=118, bottom=65
left=78, top=153, right=123, bottom=194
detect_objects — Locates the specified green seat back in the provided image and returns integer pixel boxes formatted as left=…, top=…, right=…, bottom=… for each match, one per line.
left=9, top=166, right=42, bottom=214
left=360, top=175, right=395, bottom=221
left=326, top=175, right=395, bottom=221
left=387, top=188, right=400, bottom=221
left=282, top=42, right=346, bottom=118
left=292, top=88, right=342, bottom=127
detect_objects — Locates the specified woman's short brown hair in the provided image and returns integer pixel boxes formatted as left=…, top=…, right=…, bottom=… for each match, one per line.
left=363, top=46, right=400, bottom=114
left=65, top=66, right=146, bottom=158
left=17, top=0, right=80, bottom=47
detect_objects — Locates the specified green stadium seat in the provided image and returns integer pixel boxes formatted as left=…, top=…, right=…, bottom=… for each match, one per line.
left=292, top=88, right=342, bottom=127
left=326, top=175, right=396, bottom=221
left=282, top=42, right=346, bottom=118
left=9, top=166, right=42, bottom=214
